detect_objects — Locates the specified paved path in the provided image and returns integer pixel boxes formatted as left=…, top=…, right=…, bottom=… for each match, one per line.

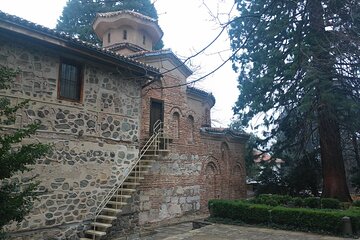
left=139, top=222, right=353, bottom=240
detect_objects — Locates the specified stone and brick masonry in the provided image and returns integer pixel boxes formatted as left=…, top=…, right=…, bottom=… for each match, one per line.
left=0, top=10, right=249, bottom=240
left=0, top=37, right=144, bottom=239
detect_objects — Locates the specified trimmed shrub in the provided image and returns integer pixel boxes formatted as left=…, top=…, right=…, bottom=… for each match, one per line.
left=289, top=197, right=304, bottom=207
left=251, top=194, right=292, bottom=206
left=209, top=199, right=270, bottom=224
left=304, top=197, right=321, bottom=209
left=244, top=204, right=271, bottom=224
left=353, top=200, right=360, bottom=207
left=321, top=198, right=341, bottom=209
left=250, top=195, right=343, bottom=210
left=208, top=200, right=235, bottom=219
left=271, top=207, right=344, bottom=233
left=209, top=199, right=360, bottom=235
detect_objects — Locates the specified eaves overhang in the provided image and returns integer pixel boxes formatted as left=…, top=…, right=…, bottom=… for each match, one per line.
left=186, top=86, right=216, bottom=107
left=0, top=11, right=162, bottom=80
left=130, top=49, right=193, bottom=78
left=200, top=127, right=250, bottom=142
left=93, top=10, right=163, bottom=45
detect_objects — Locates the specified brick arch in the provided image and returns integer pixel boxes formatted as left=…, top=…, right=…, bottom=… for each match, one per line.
left=168, top=106, right=183, bottom=116
left=185, top=110, right=196, bottom=120
left=171, top=112, right=180, bottom=139
left=200, top=157, right=221, bottom=212
left=205, top=161, right=219, bottom=174
left=231, top=164, right=244, bottom=199
left=220, top=142, right=231, bottom=198
left=166, top=107, right=183, bottom=139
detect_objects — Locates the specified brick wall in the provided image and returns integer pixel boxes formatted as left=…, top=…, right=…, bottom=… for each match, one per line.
left=138, top=55, right=248, bottom=225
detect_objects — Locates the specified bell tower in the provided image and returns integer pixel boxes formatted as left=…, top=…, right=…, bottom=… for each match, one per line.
left=93, top=11, right=163, bottom=55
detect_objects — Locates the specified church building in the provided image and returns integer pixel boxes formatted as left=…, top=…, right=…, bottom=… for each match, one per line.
left=0, top=10, right=248, bottom=240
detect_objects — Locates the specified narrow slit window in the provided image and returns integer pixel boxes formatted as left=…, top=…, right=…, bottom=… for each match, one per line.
left=59, top=61, right=82, bottom=101
left=123, top=30, right=127, bottom=40
left=107, top=32, right=111, bottom=43
left=143, top=35, right=146, bottom=45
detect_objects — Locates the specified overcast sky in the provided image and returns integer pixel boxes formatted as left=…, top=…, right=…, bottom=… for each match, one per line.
left=0, top=0, right=239, bottom=127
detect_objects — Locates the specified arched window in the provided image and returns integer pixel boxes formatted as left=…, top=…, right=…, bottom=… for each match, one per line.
left=172, top=112, right=180, bottom=138
left=221, top=142, right=230, bottom=162
left=143, top=35, right=146, bottom=45
left=107, top=32, right=111, bottom=43
left=187, top=115, right=194, bottom=143
left=123, top=30, right=127, bottom=40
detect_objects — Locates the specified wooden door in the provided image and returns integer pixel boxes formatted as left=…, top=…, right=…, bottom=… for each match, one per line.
left=149, top=99, right=164, bottom=135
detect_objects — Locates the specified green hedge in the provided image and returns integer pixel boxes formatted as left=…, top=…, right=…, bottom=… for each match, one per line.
left=353, top=200, right=360, bottom=207
left=249, top=194, right=292, bottom=206
left=304, top=197, right=321, bottom=209
left=321, top=198, right=341, bottom=209
left=271, top=206, right=344, bottom=233
left=208, top=199, right=360, bottom=235
left=250, top=194, right=341, bottom=209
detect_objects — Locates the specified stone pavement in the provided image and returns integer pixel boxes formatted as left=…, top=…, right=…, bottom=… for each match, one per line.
left=137, top=222, right=354, bottom=240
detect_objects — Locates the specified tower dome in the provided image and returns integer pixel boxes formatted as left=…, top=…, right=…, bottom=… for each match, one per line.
left=93, top=10, right=163, bottom=55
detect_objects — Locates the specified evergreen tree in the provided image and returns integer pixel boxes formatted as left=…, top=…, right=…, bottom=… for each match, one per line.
left=229, top=0, right=360, bottom=201
left=0, top=67, right=51, bottom=237
left=56, top=0, right=164, bottom=49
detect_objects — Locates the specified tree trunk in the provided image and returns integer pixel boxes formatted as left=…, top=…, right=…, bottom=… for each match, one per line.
left=352, top=133, right=360, bottom=168
left=318, top=106, right=352, bottom=202
left=309, top=0, right=352, bottom=202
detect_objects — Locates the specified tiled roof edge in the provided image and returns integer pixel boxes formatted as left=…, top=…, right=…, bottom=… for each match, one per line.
left=0, top=11, right=161, bottom=77
left=130, top=49, right=193, bottom=77
left=106, top=42, right=147, bottom=52
left=200, top=127, right=249, bottom=139
left=96, top=10, right=157, bottom=22
left=187, top=86, right=216, bottom=107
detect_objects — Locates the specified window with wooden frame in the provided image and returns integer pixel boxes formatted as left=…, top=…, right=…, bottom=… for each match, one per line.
left=58, top=60, right=82, bottom=101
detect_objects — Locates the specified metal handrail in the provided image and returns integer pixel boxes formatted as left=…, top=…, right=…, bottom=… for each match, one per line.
left=91, top=120, right=164, bottom=226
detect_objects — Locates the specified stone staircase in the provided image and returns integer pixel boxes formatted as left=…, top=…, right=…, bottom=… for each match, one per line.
left=81, top=121, right=169, bottom=240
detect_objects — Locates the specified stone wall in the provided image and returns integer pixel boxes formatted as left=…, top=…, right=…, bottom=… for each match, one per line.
left=0, top=38, right=143, bottom=239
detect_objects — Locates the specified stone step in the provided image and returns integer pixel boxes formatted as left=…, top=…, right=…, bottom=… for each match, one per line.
left=157, top=149, right=170, bottom=153
left=143, top=149, right=170, bottom=154
left=85, top=230, right=106, bottom=237
left=80, top=238, right=92, bottom=240
left=136, top=159, right=156, bottom=167
left=135, top=165, right=152, bottom=169
left=96, top=215, right=117, bottom=221
left=113, top=194, right=132, bottom=199
left=122, top=182, right=140, bottom=186
left=135, top=166, right=152, bottom=170
left=102, top=207, right=122, bottom=214
left=108, top=201, right=127, bottom=206
left=90, top=222, right=112, bottom=228
left=140, top=154, right=158, bottom=158
left=118, top=187, right=136, bottom=194
left=138, top=159, right=156, bottom=163
left=127, top=176, right=144, bottom=180
left=129, top=171, right=148, bottom=175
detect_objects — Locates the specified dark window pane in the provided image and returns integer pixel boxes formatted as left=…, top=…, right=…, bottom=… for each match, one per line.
left=59, top=62, right=81, bottom=101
